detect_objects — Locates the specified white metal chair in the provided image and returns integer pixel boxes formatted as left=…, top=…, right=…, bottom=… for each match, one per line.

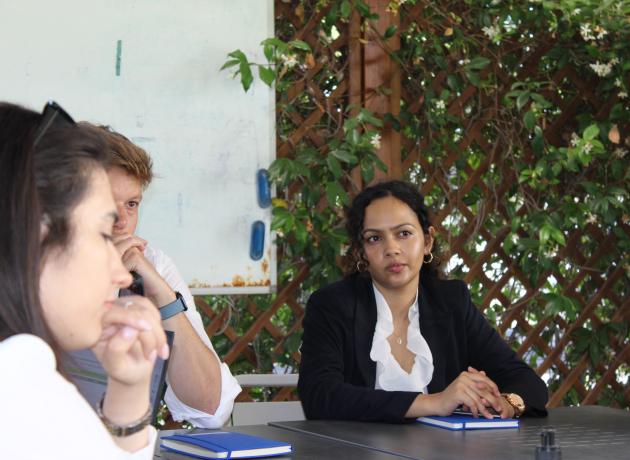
left=230, top=374, right=305, bottom=426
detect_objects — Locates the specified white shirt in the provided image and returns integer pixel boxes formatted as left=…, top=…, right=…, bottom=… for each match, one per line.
left=0, top=334, right=156, bottom=460
left=144, top=245, right=242, bottom=428
left=369, top=284, right=434, bottom=393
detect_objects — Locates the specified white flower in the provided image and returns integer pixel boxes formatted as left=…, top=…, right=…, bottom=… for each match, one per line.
left=609, top=57, right=619, bottom=66
left=282, top=54, right=298, bottom=68
left=585, top=213, right=597, bottom=225
left=615, top=78, right=623, bottom=88
left=458, top=58, right=470, bottom=66
left=613, top=147, right=628, bottom=159
left=594, top=26, right=608, bottom=40
left=580, top=23, right=594, bottom=41
left=571, top=8, right=581, bottom=16
left=435, top=100, right=446, bottom=110
left=482, top=24, right=501, bottom=40
left=589, top=61, right=612, bottom=77
left=619, top=91, right=628, bottom=99
left=583, top=142, right=593, bottom=154
left=504, top=22, right=517, bottom=33
left=370, top=133, right=381, bottom=150
left=570, top=132, right=581, bottom=147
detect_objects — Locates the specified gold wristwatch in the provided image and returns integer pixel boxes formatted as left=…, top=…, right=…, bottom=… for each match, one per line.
left=501, top=393, right=525, bottom=418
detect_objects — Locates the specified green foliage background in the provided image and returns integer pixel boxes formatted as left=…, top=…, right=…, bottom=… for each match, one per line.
left=213, top=0, right=629, bottom=407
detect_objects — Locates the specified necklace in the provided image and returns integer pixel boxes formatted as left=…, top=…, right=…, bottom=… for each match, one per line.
left=392, top=333, right=404, bottom=345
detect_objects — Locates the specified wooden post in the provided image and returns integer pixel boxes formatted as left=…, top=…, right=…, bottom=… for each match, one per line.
left=364, top=0, right=401, bottom=180
left=348, top=8, right=364, bottom=192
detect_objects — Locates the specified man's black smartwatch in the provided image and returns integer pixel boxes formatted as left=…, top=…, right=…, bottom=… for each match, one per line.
left=160, top=291, right=187, bottom=320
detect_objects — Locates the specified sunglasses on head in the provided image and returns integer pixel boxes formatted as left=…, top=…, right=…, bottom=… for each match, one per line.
left=33, top=101, right=75, bottom=146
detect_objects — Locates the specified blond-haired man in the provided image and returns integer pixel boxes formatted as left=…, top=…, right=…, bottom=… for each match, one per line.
left=94, top=126, right=241, bottom=428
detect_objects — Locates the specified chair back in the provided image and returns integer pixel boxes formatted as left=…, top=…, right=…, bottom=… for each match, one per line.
left=230, top=373, right=304, bottom=426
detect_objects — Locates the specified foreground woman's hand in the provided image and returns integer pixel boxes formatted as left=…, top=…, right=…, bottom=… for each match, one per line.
left=92, top=295, right=169, bottom=386
left=91, top=296, right=169, bottom=452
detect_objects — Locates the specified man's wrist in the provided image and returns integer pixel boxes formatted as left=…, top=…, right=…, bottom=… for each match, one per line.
left=159, top=291, right=188, bottom=320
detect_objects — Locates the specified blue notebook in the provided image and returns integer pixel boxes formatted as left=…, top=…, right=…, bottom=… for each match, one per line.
left=417, top=414, right=519, bottom=430
left=161, top=431, right=292, bottom=459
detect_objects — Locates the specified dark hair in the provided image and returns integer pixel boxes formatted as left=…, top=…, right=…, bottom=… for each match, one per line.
left=344, top=180, right=441, bottom=277
left=0, top=102, right=109, bottom=356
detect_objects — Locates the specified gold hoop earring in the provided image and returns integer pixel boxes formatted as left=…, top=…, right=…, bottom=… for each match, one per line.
left=356, top=259, right=369, bottom=272
left=423, top=252, right=434, bottom=264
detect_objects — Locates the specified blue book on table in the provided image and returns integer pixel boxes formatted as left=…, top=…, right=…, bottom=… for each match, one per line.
left=417, top=414, right=519, bottom=431
left=161, top=431, right=292, bottom=459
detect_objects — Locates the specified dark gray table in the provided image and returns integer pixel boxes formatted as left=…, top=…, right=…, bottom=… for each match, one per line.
left=270, top=406, right=630, bottom=460
left=155, top=423, right=406, bottom=459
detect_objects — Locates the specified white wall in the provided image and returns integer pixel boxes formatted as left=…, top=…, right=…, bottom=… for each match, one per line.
left=0, top=0, right=276, bottom=293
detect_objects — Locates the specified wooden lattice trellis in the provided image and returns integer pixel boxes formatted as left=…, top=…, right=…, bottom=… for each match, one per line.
left=163, top=0, right=628, bottom=427
left=393, top=3, right=629, bottom=408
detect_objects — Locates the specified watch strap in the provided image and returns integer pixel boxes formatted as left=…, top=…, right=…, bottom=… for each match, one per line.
left=160, top=291, right=187, bottom=320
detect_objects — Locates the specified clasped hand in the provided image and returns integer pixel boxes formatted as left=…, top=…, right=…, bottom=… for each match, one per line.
left=435, top=366, right=514, bottom=419
left=92, top=295, right=169, bottom=386
left=113, top=233, right=173, bottom=305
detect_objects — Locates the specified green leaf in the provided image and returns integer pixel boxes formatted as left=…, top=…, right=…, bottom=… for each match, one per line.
left=465, top=70, right=481, bottom=87
left=325, top=181, right=348, bottom=207
left=227, top=49, right=247, bottom=61
left=289, top=40, right=311, bottom=52
left=583, top=124, right=599, bottom=141
left=523, top=110, right=536, bottom=130
left=549, top=226, right=566, bottom=246
left=384, top=25, right=397, bottom=39
left=516, top=92, right=530, bottom=111
left=447, top=74, right=460, bottom=91
left=340, top=0, right=352, bottom=18
left=239, top=61, right=253, bottom=92
left=551, top=162, right=562, bottom=176
left=258, top=66, right=276, bottom=87
left=467, top=56, right=491, bottom=70
left=360, top=109, right=384, bottom=127
left=539, top=225, right=550, bottom=245
left=531, top=130, right=544, bottom=155
left=326, top=155, right=343, bottom=179
left=360, top=158, right=375, bottom=183
left=350, top=128, right=361, bottom=145
left=268, top=157, right=291, bottom=183
left=294, top=220, right=308, bottom=245
left=263, top=43, right=274, bottom=62
left=374, top=155, right=388, bottom=172
left=261, top=37, right=288, bottom=53
left=220, top=59, right=240, bottom=71
left=271, top=207, right=294, bottom=231
left=331, top=149, right=358, bottom=164
left=530, top=93, right=550, bottom=107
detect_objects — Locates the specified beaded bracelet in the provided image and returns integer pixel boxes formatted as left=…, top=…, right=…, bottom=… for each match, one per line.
left=96, top=394, right=152, bottom=437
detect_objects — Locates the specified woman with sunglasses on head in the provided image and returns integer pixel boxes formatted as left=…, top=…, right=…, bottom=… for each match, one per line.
left=298, top=180, right=548, bottom=423
left=0, top=102, right=169, bottom=459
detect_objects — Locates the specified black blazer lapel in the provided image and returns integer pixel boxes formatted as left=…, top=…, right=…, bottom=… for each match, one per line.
left=352, top=274, right=378, bottom=388
left=419, top=276, right=452, bottom=394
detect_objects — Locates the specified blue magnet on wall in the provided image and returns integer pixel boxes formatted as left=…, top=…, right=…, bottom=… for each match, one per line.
left=256, top=169, right=271, bottom=208
left=250, top=221, right=265, bottom=261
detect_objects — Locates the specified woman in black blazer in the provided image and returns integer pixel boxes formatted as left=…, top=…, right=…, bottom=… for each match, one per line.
left=298, top=181, right=548, bottom=423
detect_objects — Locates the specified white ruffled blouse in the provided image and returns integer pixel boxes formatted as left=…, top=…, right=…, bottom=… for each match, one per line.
left=369, top=284, right=434, bottom=393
